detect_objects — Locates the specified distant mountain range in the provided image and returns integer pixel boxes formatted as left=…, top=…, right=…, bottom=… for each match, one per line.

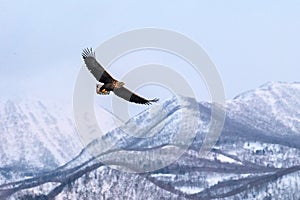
left=0, top=82, right=299, bottom=200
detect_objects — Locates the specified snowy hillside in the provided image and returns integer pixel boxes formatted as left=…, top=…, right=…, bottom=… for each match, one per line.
left=0, top=100, right=80, bottom=169
left=0, top=81, right=300, bottom=199
left=0, top=98, right=120, bottom=183
left=0, top=99, right=83, bottom=181
left=227, top=81, right=300, bottom=135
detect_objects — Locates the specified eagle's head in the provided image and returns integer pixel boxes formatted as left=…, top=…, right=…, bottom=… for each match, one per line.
left=96, top=84, right=101, bottom=94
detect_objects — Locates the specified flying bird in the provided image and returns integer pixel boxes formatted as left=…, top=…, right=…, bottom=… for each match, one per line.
left=82, top=48, right=159, bottom=105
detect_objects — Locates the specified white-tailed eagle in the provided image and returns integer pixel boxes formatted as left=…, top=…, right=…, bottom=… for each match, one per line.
left=82, top=48, right=159, bottom=105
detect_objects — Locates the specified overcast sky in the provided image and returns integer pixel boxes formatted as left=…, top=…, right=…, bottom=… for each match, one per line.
left=1, top=0, right=299, bottom=104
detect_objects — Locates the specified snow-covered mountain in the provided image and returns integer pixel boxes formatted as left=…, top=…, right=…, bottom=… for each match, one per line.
left=0, top=81, right=300, bottom=199
left=0, top=97, right=120, bottom=182
left=0, top=98, right=83, bottom=180
left=228, top=81, right=300, bottom=135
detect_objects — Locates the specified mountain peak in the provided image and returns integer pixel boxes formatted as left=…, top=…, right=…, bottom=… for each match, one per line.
left=232, top=81, right=300, bottom=101
left=228, top=81, right=300, bottom=134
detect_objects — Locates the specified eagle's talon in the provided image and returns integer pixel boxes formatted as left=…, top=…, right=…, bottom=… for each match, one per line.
left=97, top=91, right=110, bottom=95
left=100, top=92, right=110, bottom=95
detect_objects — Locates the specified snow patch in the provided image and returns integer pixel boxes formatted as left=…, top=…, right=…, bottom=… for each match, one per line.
left=176, top=186, right=203, bottom=194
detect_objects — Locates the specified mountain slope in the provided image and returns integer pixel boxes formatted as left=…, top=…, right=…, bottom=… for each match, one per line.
left=0, top=99, right=82, bottom=180
left=0, top=81, right=300, bottom=199
left=227, top=81, right=300, bottom=135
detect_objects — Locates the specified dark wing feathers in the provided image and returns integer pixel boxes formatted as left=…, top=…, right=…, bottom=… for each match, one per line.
left=82, top=48, right=114, bottom=83
left=113, top=87, right=159, bottom=105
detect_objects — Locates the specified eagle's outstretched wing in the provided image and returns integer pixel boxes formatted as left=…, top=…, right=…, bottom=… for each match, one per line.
left=82, top=48, right=115, bottom=83
left=113, top=87, right=159, bottom=105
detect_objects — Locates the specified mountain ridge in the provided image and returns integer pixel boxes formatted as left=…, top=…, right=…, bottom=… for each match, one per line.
left=0, top=81, right=299, bottom=199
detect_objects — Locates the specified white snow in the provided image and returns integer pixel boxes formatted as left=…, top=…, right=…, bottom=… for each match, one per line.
left=216, top=154, right=242, bottom=165
left=151, top=173, right=176, bottom=180
left=176, top=186, right=203, bottom=194
left=243, top=141, right=265, bottom=151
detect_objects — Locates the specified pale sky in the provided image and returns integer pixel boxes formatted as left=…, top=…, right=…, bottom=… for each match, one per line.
left=1, top=0, right=299, bottom=104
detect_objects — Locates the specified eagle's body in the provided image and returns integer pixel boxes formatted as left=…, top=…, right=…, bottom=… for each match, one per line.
left=82, top=48, right=159, bottom=105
